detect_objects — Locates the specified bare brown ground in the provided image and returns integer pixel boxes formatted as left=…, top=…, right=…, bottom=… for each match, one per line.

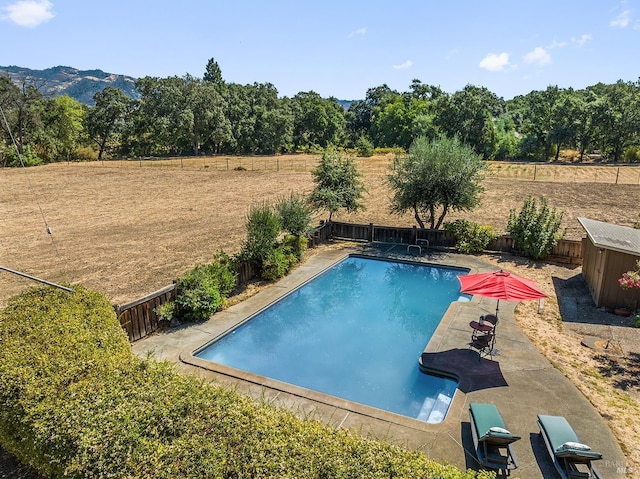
left=1, top=157, right=639, bottom=474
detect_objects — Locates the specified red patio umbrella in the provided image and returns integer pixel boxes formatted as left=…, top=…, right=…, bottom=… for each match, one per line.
left=458, top=270, right=547, bottom=317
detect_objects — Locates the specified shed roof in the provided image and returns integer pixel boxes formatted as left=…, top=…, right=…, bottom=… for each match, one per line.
left=578, top=217, right=640, bottom=256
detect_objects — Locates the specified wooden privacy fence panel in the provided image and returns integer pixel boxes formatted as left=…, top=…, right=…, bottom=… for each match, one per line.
left=115, top=284, right=176, bottom=342
left=309, top=221, right=332, bottom=247
left=550, top=238, right=583, bottom=264
left=236, top=260, right=256, bottom=285
left=486, top=235, right=582, bottom=264
left=330, top=222, right=456, bottom=247
left=328, top=222, right=582, bottom=263
left=331, top=222, right=373, bottom=241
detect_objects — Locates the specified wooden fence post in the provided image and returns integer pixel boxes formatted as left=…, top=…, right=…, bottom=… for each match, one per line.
left=369, top=223, right=374, bottom=242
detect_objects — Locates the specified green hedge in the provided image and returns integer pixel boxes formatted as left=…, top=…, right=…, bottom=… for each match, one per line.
left=0, top=286, right=494, bottom=479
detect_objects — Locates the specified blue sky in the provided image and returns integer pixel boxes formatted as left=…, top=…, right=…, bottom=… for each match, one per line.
left=1, top=0, right=639, bottom=100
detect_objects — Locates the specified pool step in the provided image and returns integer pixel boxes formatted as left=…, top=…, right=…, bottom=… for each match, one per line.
left=417, top=392, right=453, bottom=423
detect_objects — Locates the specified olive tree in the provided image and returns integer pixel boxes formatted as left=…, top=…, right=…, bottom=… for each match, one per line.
left=388, top=135, right=485, bottom=229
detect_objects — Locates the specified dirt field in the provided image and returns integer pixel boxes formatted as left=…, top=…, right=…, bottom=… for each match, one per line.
left=1, top=157, right=640, bottom=474
left=1, top=157, right=638, bottom=305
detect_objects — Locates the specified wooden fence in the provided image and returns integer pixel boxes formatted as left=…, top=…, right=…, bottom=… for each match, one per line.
left=329, top=221, right=583, bottom=264
left=115, top=260, right=257, bottom=342
left=115, top=284, right=176, bottom=342
left=331, top=222, right=457, bottom=247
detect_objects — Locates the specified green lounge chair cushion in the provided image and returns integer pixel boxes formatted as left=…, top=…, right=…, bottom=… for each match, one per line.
left=538, top=415, right=603, bottom=460
left=470, top=403, right=521, bottom=442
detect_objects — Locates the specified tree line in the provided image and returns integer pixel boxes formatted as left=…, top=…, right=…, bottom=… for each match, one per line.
left=1, top=57, right=639, bottom=165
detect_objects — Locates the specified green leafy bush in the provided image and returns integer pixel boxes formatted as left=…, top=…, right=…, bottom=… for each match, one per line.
left=175, top=267, right=222, bottom=322
left=154, top=300, right=175, bottom=323
left=74, top=146, right=99, bottom=161
left=283, top=233, right=308, bottom=260
left=275, top=193, right=312, bottom=237
left=374, top=146, right=405, bottom=155
left=3, top=144, right=44, bottom=167
left=0, top=285, right=493, bottom=479
left=174, top=253, right=237, bottom=322
left=241, top=202, right=282, bottom=272
left=507, top=195, right=565, bottom=260
left=355, top=134, right=374, bottom=157
left=261, top=245, right=297, bottom=281
left=444, top=219, right=498, bottom=254
left=622, top=145, right=640, bottom=163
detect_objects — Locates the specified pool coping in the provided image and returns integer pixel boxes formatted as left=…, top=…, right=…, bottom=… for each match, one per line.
left=132, top=243, right=627, bottom=478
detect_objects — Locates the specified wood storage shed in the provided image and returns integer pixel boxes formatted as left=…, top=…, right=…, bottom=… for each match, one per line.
left=578, top=217, right=640, bottom=311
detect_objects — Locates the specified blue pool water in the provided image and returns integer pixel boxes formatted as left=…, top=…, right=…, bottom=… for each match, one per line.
left=196, top=256, right=467, bottom=423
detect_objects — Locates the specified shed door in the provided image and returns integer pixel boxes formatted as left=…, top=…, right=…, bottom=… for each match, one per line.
left=592, top=248, right=607, bottom=307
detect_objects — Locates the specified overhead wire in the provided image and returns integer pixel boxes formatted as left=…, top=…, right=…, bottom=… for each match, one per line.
left=0, top=104, right=74, bottom=291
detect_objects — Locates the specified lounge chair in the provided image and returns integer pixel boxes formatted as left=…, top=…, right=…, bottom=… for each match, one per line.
left=537, top=414, right=603, bottom=479
left=469, top=403, right=520, bottom=473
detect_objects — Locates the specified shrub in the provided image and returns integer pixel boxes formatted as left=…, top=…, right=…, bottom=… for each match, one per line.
left=622, top=146, right=640, bottom=163
left=3, top=144, right=44, bottom=167
left=261, top=245, right=297, bottom=281
left=275, top=193, right=312, bottom=237
left=74, top=146, right=99, bottom=162
left=507, top=195, right=565, bottom=260
left=154, top=300, right=175, bottom=323
left=174, top=253, right=237, bottom=322
left=355, top=134, right=374, bottom=157
left=174, top=266, right=223, bottom=322
left=444, top=219, right=498, bottom=254
left=283, top=233, right=308, bottom=260
left=241, top=202, right=282, bottom=272
left=1, top=285, right=492, bottom=479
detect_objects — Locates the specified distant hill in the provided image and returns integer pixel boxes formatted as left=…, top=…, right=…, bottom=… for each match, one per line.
left=0, top=65, right=355, bottom=108
left=336, top=99, right=354, bottom=110
left=0, top=65, right=139, bottom=106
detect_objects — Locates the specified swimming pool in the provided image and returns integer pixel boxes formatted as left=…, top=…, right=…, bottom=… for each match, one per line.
left=195, top=255, right=467, bottom=423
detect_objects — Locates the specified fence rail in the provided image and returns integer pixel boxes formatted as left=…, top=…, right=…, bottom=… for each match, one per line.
left=67, top=156, right=640, bottom=184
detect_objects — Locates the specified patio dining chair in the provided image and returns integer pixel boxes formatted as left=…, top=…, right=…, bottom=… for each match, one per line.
left=469, top=330, right=496, bottom=360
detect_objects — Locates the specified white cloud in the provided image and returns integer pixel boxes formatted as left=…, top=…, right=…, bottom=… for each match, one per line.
left=610, top=9, right=631, bottom=28
left=547, top=40, right=568, bottom=49
left=392, top=60, right=413, bottom=70
left=523, top=47, right=551, bottom=66
left=348, top=27, right=366, bottom=38
left=572, top=34, right=592, bottom=46
left=1, top=0, right=54, bottom=27
left=479, top=52, right=510, bottom=71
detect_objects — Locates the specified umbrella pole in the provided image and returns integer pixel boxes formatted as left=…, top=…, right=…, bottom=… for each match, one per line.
left=495, top=299, right=500, bottom=317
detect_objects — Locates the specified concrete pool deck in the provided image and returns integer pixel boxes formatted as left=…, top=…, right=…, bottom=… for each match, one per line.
left=131, top=244, right=627, bottom=479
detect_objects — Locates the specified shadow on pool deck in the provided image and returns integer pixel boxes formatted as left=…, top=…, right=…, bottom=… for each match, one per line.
left=131, top=244, right=627, bottom=479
